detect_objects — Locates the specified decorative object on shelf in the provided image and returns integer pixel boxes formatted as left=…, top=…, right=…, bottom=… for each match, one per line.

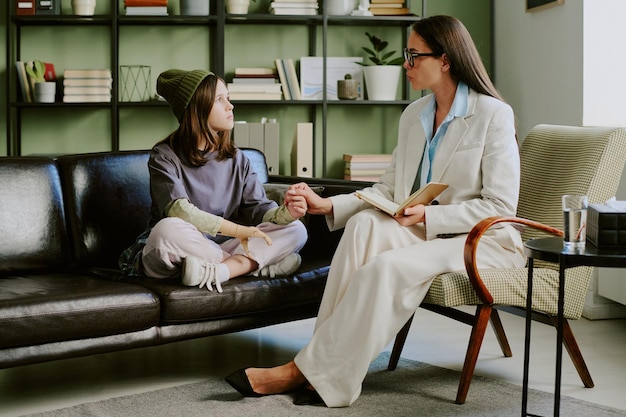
left=359, top=32, right=403, bottom=101
left=226, top=0, right=251, bottom=14
left=120, top=65, right=152, bottom=102
left=351, top=0, right=372, bottom=16
left=25, top=60, right=56, bottom=103
left=301, top=56, right=363, bottom=100
left=180, top=0, right=209, bottom=15
left=326, top=0, right=356, bottom=15
left=337, top=74, right=359, bottom=100
left=71, top=0, right=96, bottom=15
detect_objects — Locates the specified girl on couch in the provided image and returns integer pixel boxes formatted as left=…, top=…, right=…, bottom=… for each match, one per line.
left=119, top=69, right=308, bottom=292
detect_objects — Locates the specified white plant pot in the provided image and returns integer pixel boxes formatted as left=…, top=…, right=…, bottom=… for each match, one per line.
left=226, top=0, right=250, bottom=14
left=180, top=0, right=210, bottom=15
left=34, top=82, right=56, bottom=103
left=363, top=65, right=402, bottom=101
left=72, top=0, right=96, bottom=16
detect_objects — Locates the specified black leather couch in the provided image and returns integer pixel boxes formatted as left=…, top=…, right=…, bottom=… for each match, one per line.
left=0, top=149, right=364, bottom=369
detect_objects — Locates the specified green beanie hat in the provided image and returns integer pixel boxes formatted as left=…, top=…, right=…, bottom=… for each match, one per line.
left=157, top=69, right=213, bottom=122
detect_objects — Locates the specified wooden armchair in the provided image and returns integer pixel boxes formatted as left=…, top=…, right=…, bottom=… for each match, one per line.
left=388, top=124, right=626, bottom=404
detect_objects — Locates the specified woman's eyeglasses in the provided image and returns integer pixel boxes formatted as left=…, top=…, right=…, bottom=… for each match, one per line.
left=403, top=48, right=442, bottom=68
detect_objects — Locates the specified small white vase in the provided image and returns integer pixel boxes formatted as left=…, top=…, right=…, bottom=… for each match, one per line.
left=72, top=0, right=96, bottom=15
left=226, top=0, right=250, bottom=14
left=363, top=65, right=402, bottom=101
left=34, top=82, right=56, bottom=103
left=180, top=0, right=210, bottom=15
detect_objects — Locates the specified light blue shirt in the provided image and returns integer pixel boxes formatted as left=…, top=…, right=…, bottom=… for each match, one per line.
left=413, top=82, right=469, bottom=191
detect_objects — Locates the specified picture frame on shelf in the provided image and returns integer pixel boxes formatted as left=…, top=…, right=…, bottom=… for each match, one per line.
left=526, top=0, right=564, bottom=12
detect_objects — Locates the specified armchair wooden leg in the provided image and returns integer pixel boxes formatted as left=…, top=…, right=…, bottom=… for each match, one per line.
left=388, top=314, right=414, bottom=371
left=489, top=309, right=512, bottom=357
left=456, top=305, right=492, bottom=404
left=549, top=317, right=594, bottom=388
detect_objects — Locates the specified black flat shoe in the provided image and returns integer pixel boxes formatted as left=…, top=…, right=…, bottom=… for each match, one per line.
left=293, top=387, right=324, bottom=406
left=225, top=368, right=263, bottom=397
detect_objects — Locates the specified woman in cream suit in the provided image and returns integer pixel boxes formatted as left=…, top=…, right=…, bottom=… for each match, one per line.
left=225, top=15, right=526, bottom=407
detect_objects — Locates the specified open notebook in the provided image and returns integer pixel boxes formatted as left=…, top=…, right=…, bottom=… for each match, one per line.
left=355, top=182, right=448, bottom=217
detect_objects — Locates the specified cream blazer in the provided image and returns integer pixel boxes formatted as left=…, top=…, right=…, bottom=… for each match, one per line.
left=328, top=89, right=523, bottom=253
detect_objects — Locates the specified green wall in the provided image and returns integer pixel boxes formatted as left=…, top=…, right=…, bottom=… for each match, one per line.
left=1, top=0, right=492, bottom=178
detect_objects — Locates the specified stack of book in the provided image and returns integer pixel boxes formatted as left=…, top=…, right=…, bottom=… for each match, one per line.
left=274, top=58, right=302, bottom=100
left=269, top=0, right=318, bottom=15
left=124, top=0, right=168, bottom=15
left=228, top=68, right=282, bottom=100
left=343, top=153, right=392, bottom=182
left=63, top=69, right=113, bottom=103
left=369, top=0, right=410, bottom=15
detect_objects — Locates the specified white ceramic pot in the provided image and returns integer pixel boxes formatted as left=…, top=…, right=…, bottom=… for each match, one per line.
left=180, top=0, right=210, bottom=15
left=226, top=0, right=250, bottom=14
left=34, top=82, right=56, bottom=103
left=72, top=0, right=96, bottom=15
left=363, top=65, right=402, bottom=101
left=326, top=0, right=357, bottom=15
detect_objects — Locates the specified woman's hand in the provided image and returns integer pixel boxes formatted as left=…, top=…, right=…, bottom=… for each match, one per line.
left=284, top=191, right=308, bottom=219
left=286, top=183, right=333, bottom=215
left=393, top=204, right=426, bottom=227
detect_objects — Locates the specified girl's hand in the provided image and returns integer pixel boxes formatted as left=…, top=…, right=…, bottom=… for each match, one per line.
left=285, top=190, right=308, bottom=219
left=393, top=204, right=426, bottom=227
left=287, top=182, right=333, bottom=215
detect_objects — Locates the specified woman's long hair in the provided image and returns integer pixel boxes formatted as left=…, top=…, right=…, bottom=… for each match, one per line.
left=159, top=74, right=235, bottom=166
left=413, top=15, right=503, bottom=101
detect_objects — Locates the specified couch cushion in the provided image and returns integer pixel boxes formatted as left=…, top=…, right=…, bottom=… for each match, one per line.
left=132, top=261, right=329, bottom=324
left=0, top=274, right=160, bottom=349
left=0, top=158, right=71, bottom=275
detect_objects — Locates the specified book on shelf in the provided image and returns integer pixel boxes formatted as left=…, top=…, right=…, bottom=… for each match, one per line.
left=344, top=168, right=387, bottom=177
left=228, top=92, right=282, bottom=100
left=226, top=83, right=282, bottom=93
left=369, top=3, right=404, bottom=8
left=345, top=160, right=392, bottom=170
left=64, top=69, right=112, bottom=79
left=232, top=77, right=278, bottom=84
left=124, top=0, right=168, bottom=5
left=343, top=153, right=392, bottom=163
left=16, top=0, right=35, bottom=15
left=64, top=86, right=112, bottom=95
left=35, top=0, right=61, bottom=15
left=284, top=59, right=302, bottom=100
left=125, top=6, right=169, bottom=15
left=63, top=78, right=113, bottom=87
left=234, top=67, right=276, bottom=76
left=344, top=175, right=381, bottom=182
left=274, top=59, right=291, bottom=100
left=270, top=7, right=318, bottom=15
left=15, top=61, right=32, bottom=102
left=369, top=7, right=410, bottom=15
left=355, top=182, right=448, bottom=217
left=370, top=0, right=404, bottom=3
left=63, top=94, right=112, bottom=103
left=300, top=57, right=363, bottom=100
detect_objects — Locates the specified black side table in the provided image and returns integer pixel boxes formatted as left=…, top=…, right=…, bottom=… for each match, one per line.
left=522, top=237, right=626, bottom=416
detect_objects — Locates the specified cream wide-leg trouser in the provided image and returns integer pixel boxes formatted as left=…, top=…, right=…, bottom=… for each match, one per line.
left=294, top=209, right=525, bottom=407
left=141, top=217, right=308, bottom=279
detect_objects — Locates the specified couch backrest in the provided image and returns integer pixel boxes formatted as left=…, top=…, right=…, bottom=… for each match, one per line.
left=58, top=151, right=152, bottom=269
left=58, top=148, right=269, bottom=270
left=0, top=157, right=71, bottom=275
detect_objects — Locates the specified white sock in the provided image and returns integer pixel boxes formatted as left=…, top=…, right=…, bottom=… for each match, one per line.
left=217, top=263, right=230, bottom=283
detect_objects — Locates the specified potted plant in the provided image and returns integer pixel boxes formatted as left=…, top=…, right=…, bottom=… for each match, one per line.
left=25, top=60, right=56, bottom=103
left=360, top=32, right=404, bottom=101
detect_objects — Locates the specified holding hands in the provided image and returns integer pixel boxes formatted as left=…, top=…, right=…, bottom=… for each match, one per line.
left=286, top=183, right=333, bottom=215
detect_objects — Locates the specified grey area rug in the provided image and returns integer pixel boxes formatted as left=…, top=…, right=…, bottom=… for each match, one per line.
left=24, top=352, right=624, bottom=417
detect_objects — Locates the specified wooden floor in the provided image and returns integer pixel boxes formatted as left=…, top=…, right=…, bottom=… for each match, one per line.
left=1, top=306, right=625, bottom=416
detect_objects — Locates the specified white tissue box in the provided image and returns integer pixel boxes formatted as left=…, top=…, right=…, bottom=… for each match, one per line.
left=587, top=203, right=626, bottom=248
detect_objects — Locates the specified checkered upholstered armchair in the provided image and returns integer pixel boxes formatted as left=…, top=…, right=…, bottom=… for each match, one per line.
left=388, top=124, right=626, bottom=404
